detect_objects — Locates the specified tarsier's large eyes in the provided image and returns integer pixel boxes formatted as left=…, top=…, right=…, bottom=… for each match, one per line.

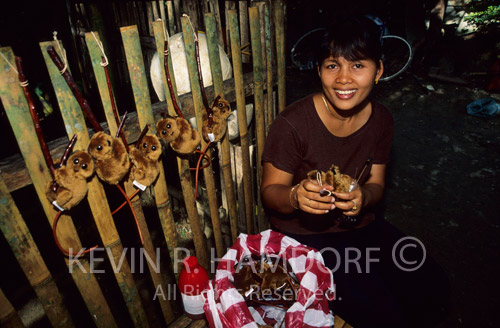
left=107, top=140, right=111, bottom=146
left=218, top=102, right=224, bottom=108
left=161, top=130, right=167, bottom=135
left=96, top=145, right=103, bottom=151
left=143, top=143, right=148, bottom=149
left=151, top=145, right=157, bottom=151
left=73, top=158, right=80, bottom=164
left=82, top=163, right=88, bottom=169
left=166, top=123, right=171, bottom=129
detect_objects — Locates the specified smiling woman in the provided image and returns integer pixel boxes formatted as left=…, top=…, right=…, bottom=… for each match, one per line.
left=260, top=15, right=449, bottom=328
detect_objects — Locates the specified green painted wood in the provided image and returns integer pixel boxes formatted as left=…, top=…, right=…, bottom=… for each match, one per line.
left=204, top=13, right=239, bottom=243
left=0, top=175, right=74, bottom=327
left=274, top=0, right=286, bottom=112
left=84, top=31, right=119, bottom=135
left=0, top=46, right=117, bottom=328
left=179, top=16, right=216, bottom=269
left=249, top=6, right=267, bottom=232
left=120, top=25, right=180, bottom=273
left=228, top=9, right=255, bottom=234
left=39, top=41, right=149, bottom=328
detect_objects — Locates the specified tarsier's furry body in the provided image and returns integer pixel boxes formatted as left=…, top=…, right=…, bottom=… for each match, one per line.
left=129, top=134, right=162, bottom=187
left=45, top=151, right=94, bottom=210
left=88, top=131, right=130, bottom=185
left=307, top=165, right=354, bottom=193
left=156, top=116, right=201, bottom=154
left=202, top=96, right=231, bottom=142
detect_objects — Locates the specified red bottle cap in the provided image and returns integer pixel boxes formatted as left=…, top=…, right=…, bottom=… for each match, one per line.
left=183, top=256, right=198, bottom=270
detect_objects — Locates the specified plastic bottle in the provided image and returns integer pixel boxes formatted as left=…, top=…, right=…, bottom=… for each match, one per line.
left=179, top=256, right=209, bottom=320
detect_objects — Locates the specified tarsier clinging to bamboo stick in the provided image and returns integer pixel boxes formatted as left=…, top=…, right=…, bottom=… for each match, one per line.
left=129, top=127, right=162, bottom=188
left=201, top=95, right=232, bottom=143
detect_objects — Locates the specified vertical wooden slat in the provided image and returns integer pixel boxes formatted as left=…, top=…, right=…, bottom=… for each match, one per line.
left=0, top=46, right=117, bottom=328
left=151, top=21, right=210, bottom=272
left=166, top=0, right=176, bottom=34
left=120, top=25, right=182, bottom=273
left=225, top=1, right=236, bottom=53
left=239, top=1, right=250, bottom=63
left=274, top=0, right=286, bottom=112
left=180, top=16, right=224, bottom=260
left=0, top=176, right=74, bottom=328
left=0, top=289, right=24, bottom=328
left=173, top=0, right=182, bottom=34
left=208, top=0, right=224, bottom=48
left=39, top=41, right=149, bottom=328
left=204, top=13, right=239, bottom=242
left=249, top=6, right=267, bottom=232
left=264, top=1, right=274, bottom=132
left=228, top=9, right=254, bottom=234
left=159, top=1, right=167, bottom=26
left=85, top=31, right=175, bottom=325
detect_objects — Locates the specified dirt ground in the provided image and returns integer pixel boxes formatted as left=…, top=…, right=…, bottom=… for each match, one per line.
left=285, top=36, right=500, bottom=327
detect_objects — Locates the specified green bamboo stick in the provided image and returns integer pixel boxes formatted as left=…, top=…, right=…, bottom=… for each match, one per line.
left=274, top=0, right=286, bottom=112
left=204, top=13, right=239, bottom=242
left=180, top=16, right=222, bottom=265
left=151, top=21, right=211, bottom=270
left=0, top=176, right=74, bottom=327
left=0, top=46, right=117, bottom=328
left=120, top=25, right=183, bottom=273
left=264, top=1, right=274, bottom=133
left=249, top=6, right=267, bottom=232
left=85, top=31, right=175, bottom=325
left=39, top=41, right=149, bottom=328
left=228, top=9, right=255, bottom=234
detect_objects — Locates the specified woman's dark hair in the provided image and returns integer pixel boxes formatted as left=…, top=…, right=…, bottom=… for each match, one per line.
left=314, top=16, right=382, bottom=68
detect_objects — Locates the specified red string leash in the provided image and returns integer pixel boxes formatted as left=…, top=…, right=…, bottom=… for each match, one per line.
left=52, top=210, right=98, bottom=257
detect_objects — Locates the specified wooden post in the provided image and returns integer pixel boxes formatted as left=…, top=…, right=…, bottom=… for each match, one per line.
left=180, top=16, right=225, bottom=259
left=0, top=176, right=74, bottom=328
left=151, top=21, right=211, bottom=271
left=39, top=41, right=149, bottom=328
left=228, top=9, right=254, bottom=234
left=274, top=0, right=286, bottom=112
left=120, top=26, right=183, bottom=274
left=204, top=13, right=239, bottom=243
left=239, top=1, right=250, bottom=63
left=249, top=6, right=268, bottom=232
left=208, top=0, right=224, bottom=48
left=0, top=289, right=24, bottom=328
left=225, top=1, right=236, bottom=54
left=166, top=1, right=176, bottom=34
left=85, top=31, right=175, bottom=325
left=0, top=47, right=117, bottom=328
left=264, top=1, right=274, bottom=131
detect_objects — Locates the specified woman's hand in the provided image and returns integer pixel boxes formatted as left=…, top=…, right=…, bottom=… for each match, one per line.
left=333, top=187, right=364, bottom=216
left=294, top=178, right=336, bottom=214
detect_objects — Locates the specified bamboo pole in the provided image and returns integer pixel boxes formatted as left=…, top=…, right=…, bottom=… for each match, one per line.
left=208, top=0, right=224, bottom=48
left=85, top=31, right=175, bottom=325
left=239, top=1, right=250, bottom=63
left=204, top=13, right=239, bottom=242
left=0, top=289, right=24, bottom=328
left=0, top=176, right=74, bottom=328
left=228, top=9, right=254, bottom=234
left=249, top=6, right=268, bottom=232
left=120, top=25, right=183, bottom=273
left=264, top=1, right=274, bottom=132
left=151, top=21, right=210, bottom=271
left=0, top=47, right=117, bottom=328
left=39, top=41, right=149, bottom=328
left=180, top=16, right=225, bottom=259
left=274, top=0, right=286, bottom=112
left=225, top=1, right=236, bottom=53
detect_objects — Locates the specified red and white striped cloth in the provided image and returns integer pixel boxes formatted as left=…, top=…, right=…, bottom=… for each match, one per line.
left=203, top=229, right=335, bottom=328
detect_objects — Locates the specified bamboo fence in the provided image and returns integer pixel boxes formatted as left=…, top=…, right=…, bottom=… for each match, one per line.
left=0, top=1, right=285, bottom=326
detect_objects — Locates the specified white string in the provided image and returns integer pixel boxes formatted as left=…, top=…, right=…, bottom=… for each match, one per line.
left=90, top=31, right=108, bottom=67
left=0, top=48, right=30, bottom=86
left=52, top=31, right=68, bottom=74
left=182, top=14, right=198, bottom=42
left=0, top=50, right=18, bottom=74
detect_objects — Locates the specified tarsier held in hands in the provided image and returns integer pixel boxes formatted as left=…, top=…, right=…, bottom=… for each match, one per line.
left=88, top=131, right=130, bottom=185
left=45, top=151, right=95, bottom=210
